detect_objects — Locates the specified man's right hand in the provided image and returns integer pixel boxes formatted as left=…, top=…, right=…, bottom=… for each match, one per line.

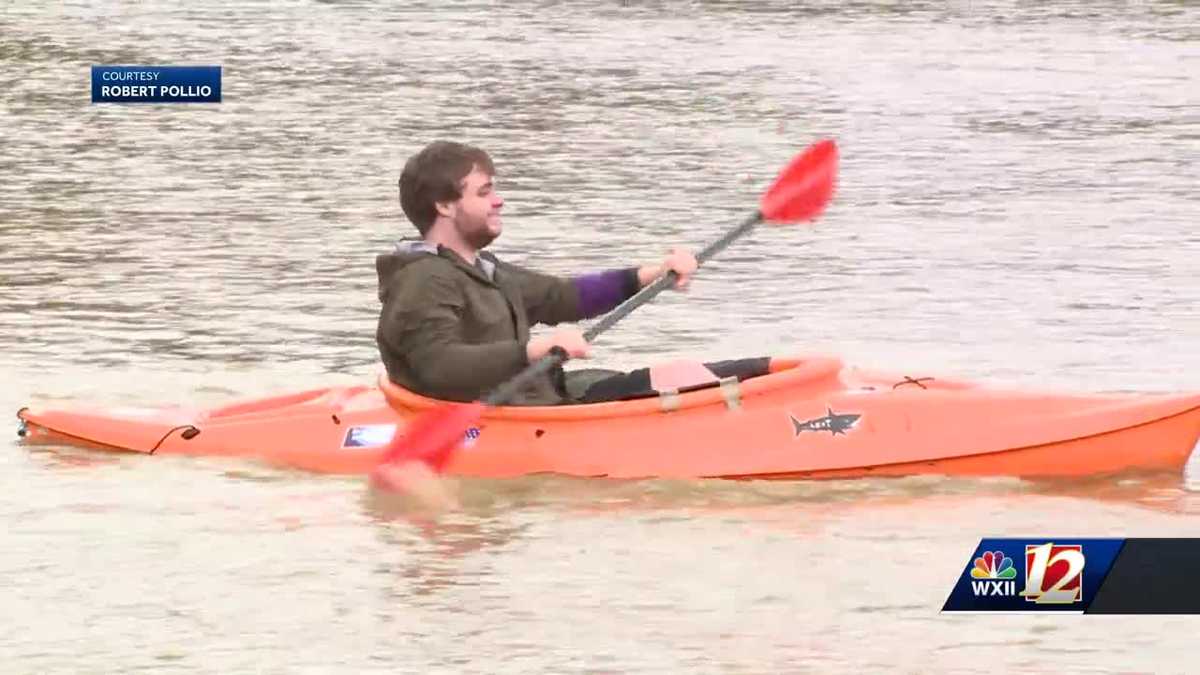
left=526, top=328, right=591, bottom=362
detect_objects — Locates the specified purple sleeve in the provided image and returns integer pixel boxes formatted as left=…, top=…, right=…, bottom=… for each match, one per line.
left=572, top=267, right=641, bottom=319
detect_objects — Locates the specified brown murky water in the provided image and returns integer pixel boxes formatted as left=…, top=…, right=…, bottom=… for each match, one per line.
left=3, top=1, right=1199, bottom=672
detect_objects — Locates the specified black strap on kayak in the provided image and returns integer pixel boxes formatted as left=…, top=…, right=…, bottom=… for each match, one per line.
left=658, top=376, right=742, bottom=413
left=148, top=425, right=201, bottom=454
left=893, top=376, right=934, bottom=390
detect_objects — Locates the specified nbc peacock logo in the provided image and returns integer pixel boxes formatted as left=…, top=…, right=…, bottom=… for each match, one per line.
left=969, top=550, right=1018, bottom=597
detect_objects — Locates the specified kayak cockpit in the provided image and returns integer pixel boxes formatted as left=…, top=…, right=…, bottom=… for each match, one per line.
left=379, top=355, right=847, bottom=421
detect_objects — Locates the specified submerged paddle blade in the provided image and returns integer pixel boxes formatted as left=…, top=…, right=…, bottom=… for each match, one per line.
left=374, top=401, right=485, bottom=476
left=759, top=139, right=838, bottom=223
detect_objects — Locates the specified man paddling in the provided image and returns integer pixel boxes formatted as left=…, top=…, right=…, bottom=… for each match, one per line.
left=371, top=139, right=838, bottom=502
left=376, top=140, right=698, bottom=405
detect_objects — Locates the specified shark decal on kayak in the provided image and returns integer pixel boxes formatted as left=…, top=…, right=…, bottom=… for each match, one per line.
left=790, top=407, right=861, bottom=437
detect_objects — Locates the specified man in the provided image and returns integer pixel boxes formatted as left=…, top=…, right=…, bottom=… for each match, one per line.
left=376, top=140, right=698, bottom=405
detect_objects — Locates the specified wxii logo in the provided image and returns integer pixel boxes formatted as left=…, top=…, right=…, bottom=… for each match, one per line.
left=967, top=543, right=1086, bottom=602
left=969, top=550, right=1018, bottom=597
left=1021, top=543, right=1085, bottom=604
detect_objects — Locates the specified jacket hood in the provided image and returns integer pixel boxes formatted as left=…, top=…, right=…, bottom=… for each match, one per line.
left=375, top=240, right=497, bottom=303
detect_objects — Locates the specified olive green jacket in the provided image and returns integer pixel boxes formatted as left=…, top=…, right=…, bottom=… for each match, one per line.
left=376, top=242, right=590, bottom=405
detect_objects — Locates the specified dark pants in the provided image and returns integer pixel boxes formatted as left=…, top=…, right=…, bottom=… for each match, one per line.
left=561, top=357, right=771, bottom=404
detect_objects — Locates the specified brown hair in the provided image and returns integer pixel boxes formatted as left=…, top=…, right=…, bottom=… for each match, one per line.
left=398, top=140, right=495, bottom=235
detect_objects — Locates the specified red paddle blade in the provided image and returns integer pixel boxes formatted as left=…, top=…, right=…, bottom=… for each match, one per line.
left=759, top=139, right=838, bottom=223
left=374, top=401, right=485, bottom=474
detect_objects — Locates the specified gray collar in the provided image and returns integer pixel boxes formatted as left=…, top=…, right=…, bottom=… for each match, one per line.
left=395, top=240, right=495, bottom=281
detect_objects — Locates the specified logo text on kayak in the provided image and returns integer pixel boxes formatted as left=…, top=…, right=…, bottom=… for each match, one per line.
left=343, top=424, right=482, bottom=449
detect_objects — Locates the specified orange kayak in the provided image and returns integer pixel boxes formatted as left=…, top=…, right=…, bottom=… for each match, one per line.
left=15, top=355, right=1200, bottom=480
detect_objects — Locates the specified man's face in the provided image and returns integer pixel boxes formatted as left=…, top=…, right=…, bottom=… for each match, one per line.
left=446, top=166, right=503, bottom=249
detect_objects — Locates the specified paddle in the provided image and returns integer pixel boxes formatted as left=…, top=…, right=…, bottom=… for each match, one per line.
left=371, top=138, right=839, bottom=489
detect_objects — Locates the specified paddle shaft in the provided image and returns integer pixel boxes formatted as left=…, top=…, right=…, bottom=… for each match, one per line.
left=482, top=210, right=765, bottom=407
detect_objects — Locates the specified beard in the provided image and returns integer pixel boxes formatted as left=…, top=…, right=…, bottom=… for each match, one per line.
left=456, top=215, right=500, bottom=250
